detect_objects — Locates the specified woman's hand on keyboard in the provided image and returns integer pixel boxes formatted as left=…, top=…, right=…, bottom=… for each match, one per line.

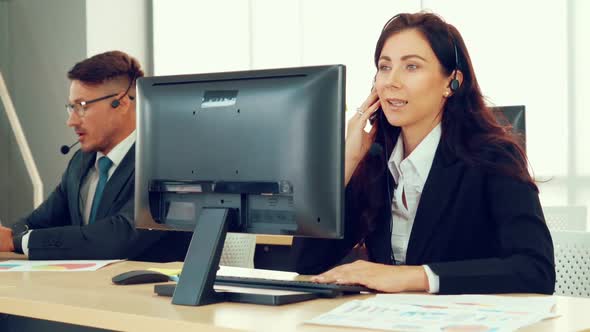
left=309, top=260, right=428, bottom=293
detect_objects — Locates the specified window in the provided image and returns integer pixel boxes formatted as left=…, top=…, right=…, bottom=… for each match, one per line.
left=153, top=0, right=589, bottom=228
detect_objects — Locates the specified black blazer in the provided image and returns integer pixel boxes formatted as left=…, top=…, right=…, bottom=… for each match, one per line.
left=293, top=142, right=555, bottom=295
left=13, top=145, right=163, bottom=260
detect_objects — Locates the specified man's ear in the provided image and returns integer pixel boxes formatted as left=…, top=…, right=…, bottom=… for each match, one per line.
left=113, top=92, right=132, bottom=113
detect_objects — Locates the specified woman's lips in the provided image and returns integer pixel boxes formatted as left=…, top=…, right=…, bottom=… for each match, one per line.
left=386, top=98, right=408, bottom=109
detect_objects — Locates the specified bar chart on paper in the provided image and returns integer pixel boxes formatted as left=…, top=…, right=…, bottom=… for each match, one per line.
left=0, top=264, right=19, bottom=271
left=307, top=294, right=557, bottom=332
left=0, top=260, right=123, bottom=272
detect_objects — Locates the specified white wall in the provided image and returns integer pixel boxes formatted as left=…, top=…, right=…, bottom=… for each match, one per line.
left=424, top=1, right=568, bottom=178
left=572, top=0, right=590, bottom=210
left=153, top=0, right=419, bottom=117
left=573, top=0, right=590, bottom=174
left=86, top=0, right=151, bottom=73
left=153, top=0, right=251, bottom=74
left=0, top=0, right=87, bottom=224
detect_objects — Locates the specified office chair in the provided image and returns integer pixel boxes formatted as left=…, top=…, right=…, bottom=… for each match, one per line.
left=491, top=105, right=526, bottom=152
left=543, top=206, right=587, bottom=231
left=220, top=233, right=256, bottom=268
left=551, top=230, right=590, bottom=297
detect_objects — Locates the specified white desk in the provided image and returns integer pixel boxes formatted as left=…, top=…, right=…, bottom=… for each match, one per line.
left=0, top=257, right=589, bottom=331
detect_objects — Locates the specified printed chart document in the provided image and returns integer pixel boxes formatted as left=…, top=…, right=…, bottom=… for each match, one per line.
left=307, top=294, right=557, bottom=332
left=0, top=259, right=123, bottom=272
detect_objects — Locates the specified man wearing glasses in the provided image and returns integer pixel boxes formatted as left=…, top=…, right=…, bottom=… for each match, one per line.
left=0, top=50, right=158, bottom=259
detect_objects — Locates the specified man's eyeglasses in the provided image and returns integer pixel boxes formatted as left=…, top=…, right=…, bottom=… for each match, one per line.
left=65, top=93, right=119, bottom=118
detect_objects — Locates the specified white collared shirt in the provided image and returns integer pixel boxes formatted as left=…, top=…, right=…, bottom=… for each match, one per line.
left=22, top=131, right=136, bottom=256
left=388, top=123, right=441, bottom=293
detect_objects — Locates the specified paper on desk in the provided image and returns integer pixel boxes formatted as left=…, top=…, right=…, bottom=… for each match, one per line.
left=372, top=294, right=557, bottom=314
left=148, top=265, right=308, bottom=296
left=0, top=259, right=123, bottom=272
left=217, top=265, right=300, bottom=280
left=148, top=267, right=182, bottom=276
left=147, top=265, right=300, bottom=280
left=307, top=294, right=557, bottom=332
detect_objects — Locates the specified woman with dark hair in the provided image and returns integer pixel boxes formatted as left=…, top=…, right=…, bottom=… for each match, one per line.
left=293, top=12, right=555, bottom=294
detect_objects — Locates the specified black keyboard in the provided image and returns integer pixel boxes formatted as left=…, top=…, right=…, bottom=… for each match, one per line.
left=214, top=275, right=372, bottom=296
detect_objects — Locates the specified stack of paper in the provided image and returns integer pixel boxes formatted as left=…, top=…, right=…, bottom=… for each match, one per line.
left=307, top=294, right=557, bottom=332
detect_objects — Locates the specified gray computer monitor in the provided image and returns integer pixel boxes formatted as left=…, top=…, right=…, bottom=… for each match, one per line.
left=135, top=65, right=345, bottom=238
left=134, top=65, right=346, bottom=306
left=491, top=105, right=526, bottom=151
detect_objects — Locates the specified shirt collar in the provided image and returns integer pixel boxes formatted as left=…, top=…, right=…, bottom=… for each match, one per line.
left=388, top=123, right=441, bottom=184
left=388, top=133, right=404, bottom=183
left=95, top=130, right=136, bottom=169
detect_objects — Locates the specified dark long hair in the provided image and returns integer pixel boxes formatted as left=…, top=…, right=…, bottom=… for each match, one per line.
left=351, top=12, right=536, bottom=238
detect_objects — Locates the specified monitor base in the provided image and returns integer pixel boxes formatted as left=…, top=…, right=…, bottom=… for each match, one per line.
left=156, top=283, right=318, bottom=306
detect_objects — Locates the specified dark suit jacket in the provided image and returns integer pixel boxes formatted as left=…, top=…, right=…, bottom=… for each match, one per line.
left=293, top=142, right=555, bottom=295
left=13, top=145, right=168, bottom=260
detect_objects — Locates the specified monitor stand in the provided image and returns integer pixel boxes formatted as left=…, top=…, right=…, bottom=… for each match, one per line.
left=171, top=207, right=232, bottom=306
left=163, top=207, right=317, bottom=306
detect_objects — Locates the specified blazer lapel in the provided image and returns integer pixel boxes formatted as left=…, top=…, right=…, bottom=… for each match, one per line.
left=72, top=152, right=96, bottom=226
left=405, top=144, right=464, bottom=264
left=95, top=145, right=135, bottom=220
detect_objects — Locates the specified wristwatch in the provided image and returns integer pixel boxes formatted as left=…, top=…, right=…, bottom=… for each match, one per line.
left=10, top=223, right=29, bottom=254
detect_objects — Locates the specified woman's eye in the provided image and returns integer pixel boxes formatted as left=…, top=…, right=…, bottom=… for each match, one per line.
left=406, top=64, right=418, bottom=71
left=378, top=65, right=391, bottom=71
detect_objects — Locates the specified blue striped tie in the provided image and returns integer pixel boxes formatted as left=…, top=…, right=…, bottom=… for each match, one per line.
left=89, top=156, right=113, bottom=224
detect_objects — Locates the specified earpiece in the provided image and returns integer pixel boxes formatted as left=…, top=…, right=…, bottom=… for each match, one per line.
left=450, top=77, right=460, bottom=92
left=110, top=72, right=137, bottom=109
left=449, top=43, right=460, bottom=92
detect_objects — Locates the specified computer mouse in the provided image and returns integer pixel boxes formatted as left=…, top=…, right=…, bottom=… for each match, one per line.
left=112, top=270, right=171, bottom=285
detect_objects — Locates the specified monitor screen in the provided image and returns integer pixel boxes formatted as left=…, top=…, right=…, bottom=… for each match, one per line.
left=135, top=65, right=346, bottom=239
left=491, top=105, right=526, bottom=151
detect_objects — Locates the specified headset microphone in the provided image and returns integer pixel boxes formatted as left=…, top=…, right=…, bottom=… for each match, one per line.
left=111, top=99, right=120, bottom=108
left=60, top=141, right=80, bottom=155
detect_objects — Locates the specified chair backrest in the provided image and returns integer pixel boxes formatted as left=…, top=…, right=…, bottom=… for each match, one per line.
left=551, top=230, right=590, bottom=297
left=220, top=233, right=256, bottom=268
left=491, top=105, right=526, bottom=151
left=543, top=206, right=587, bottom=231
